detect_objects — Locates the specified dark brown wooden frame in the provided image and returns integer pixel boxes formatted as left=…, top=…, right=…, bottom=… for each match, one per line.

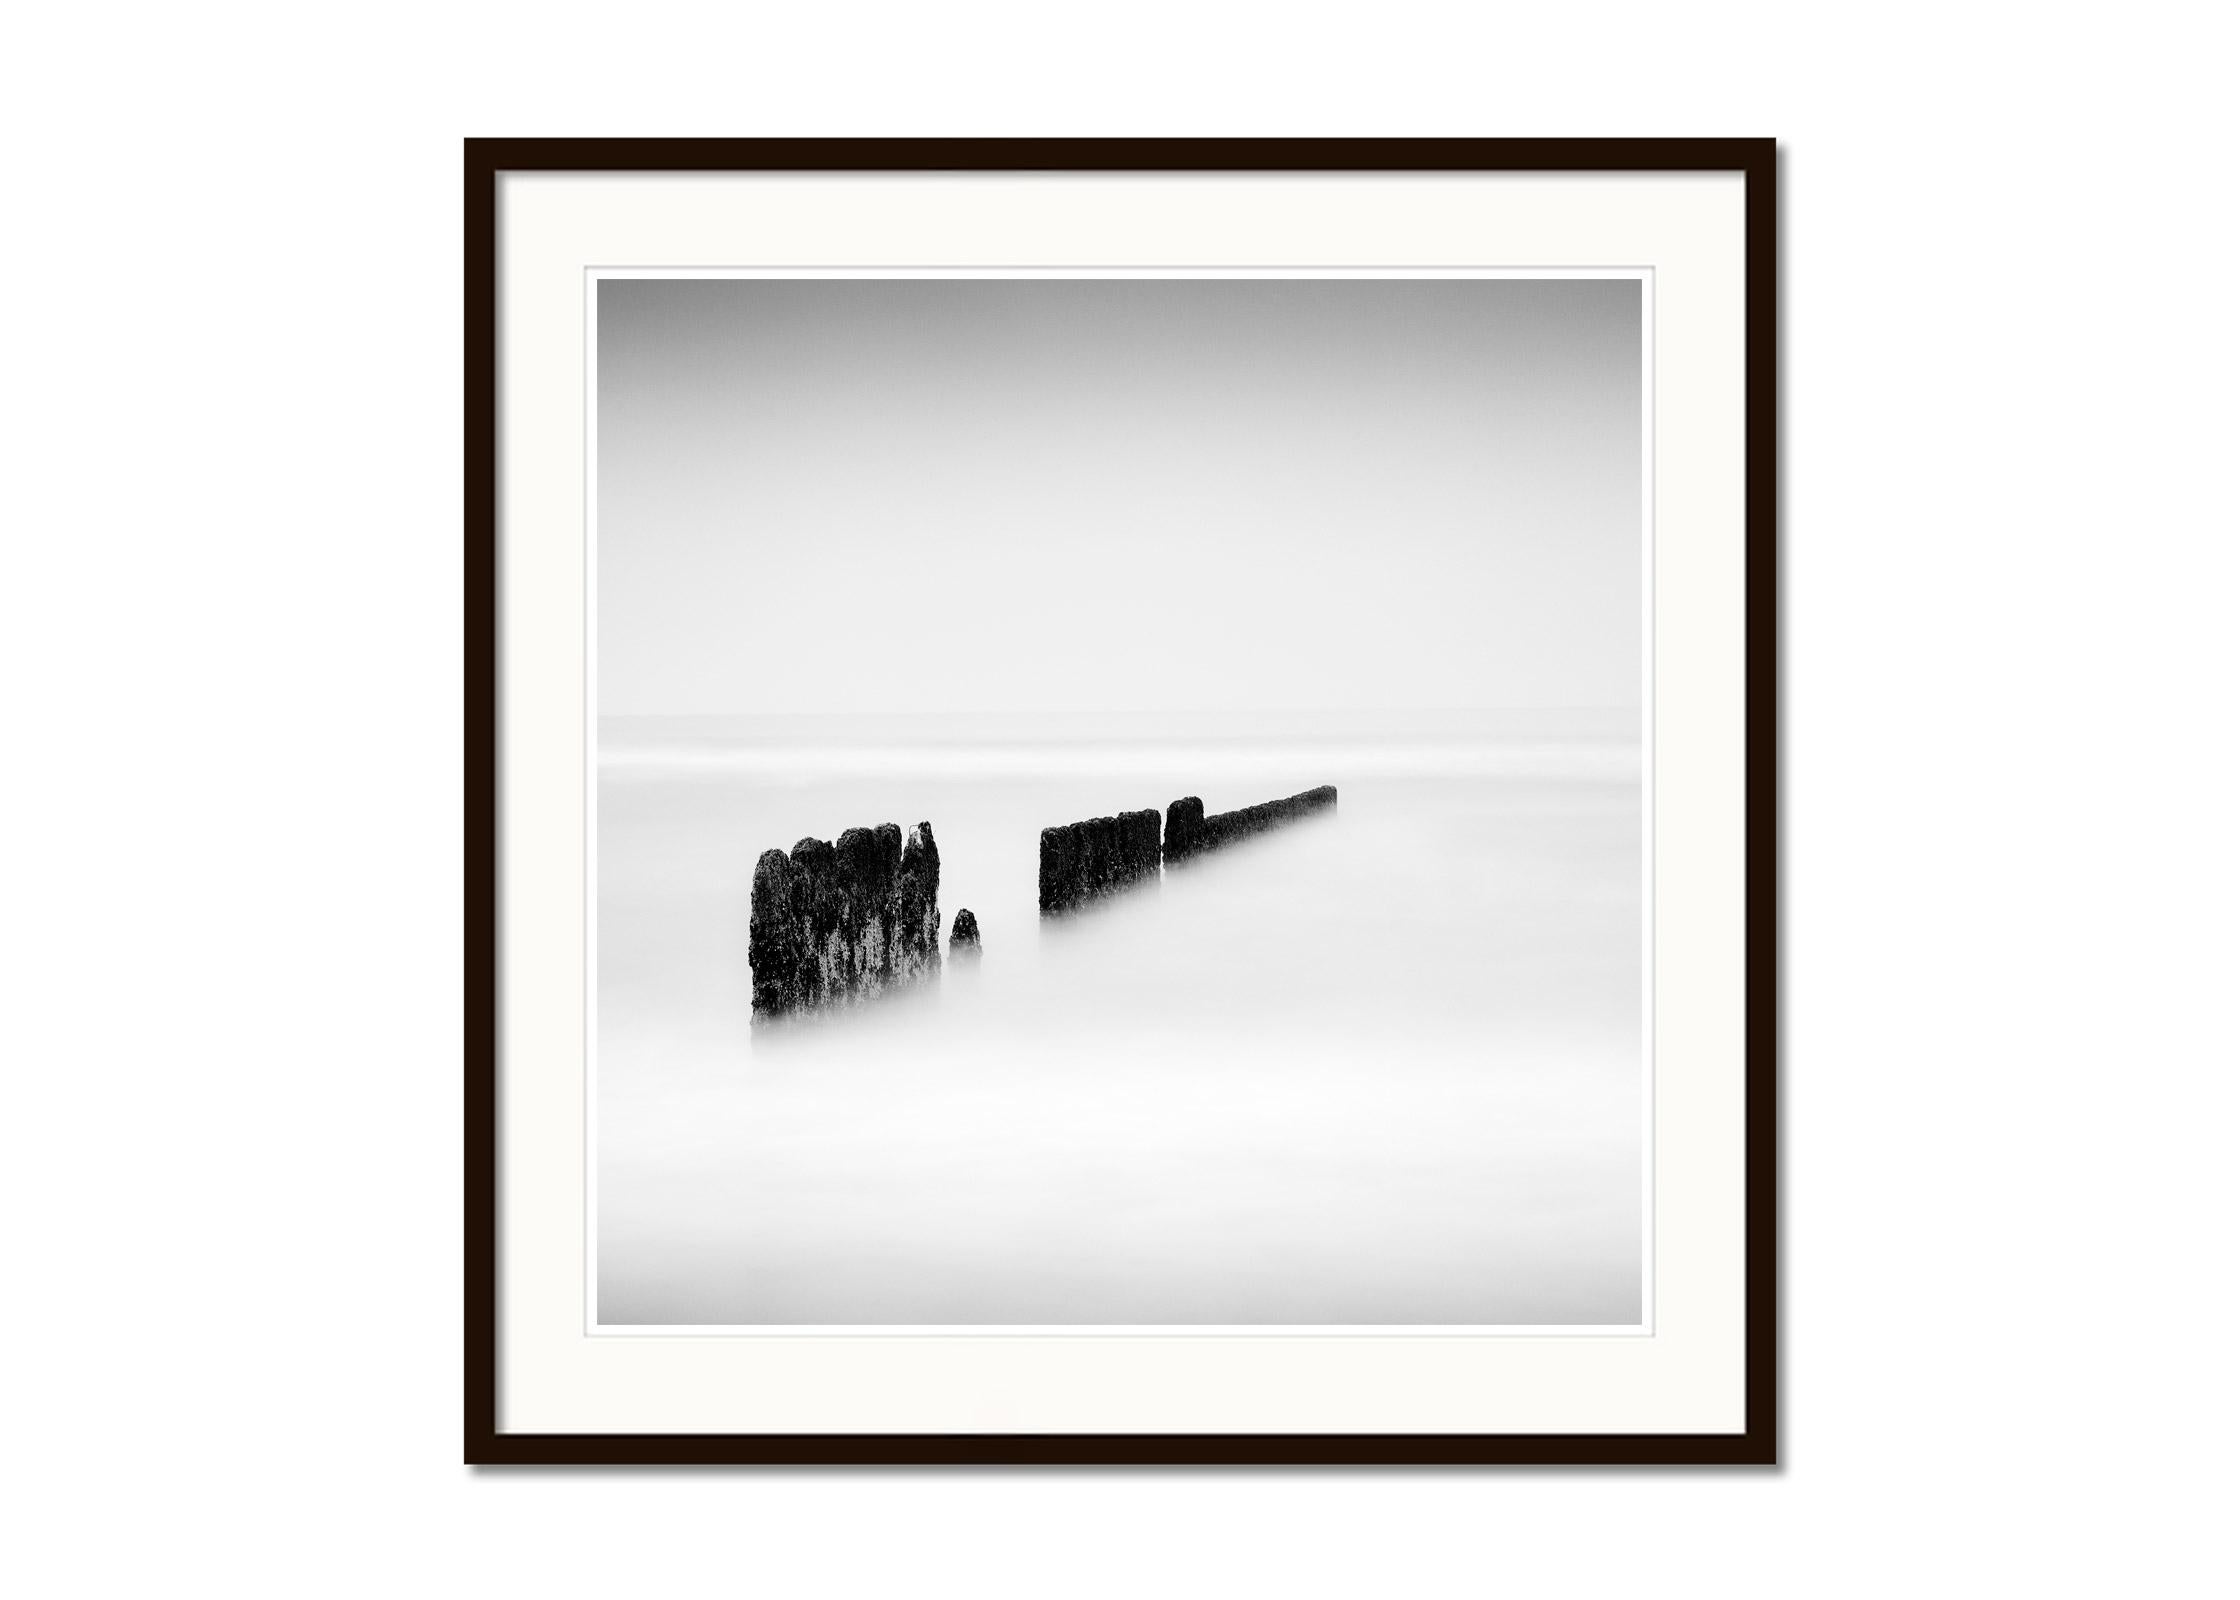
left=467, top=138, right=1778, bottom=1467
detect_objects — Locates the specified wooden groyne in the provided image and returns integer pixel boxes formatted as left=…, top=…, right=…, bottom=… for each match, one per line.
left=1037, top=809, right=1162, bottom=916
left=1039, top=785, right=1337, bottom=914
left=1163, top=785, right=1338, bottom=864
left=750, top=820, right=941, bottom=1019
left=751, top=785, right=1342, bottom=996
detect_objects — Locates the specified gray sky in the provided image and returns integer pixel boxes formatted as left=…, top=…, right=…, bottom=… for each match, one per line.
left=597, top=277, right=1640, bottom=717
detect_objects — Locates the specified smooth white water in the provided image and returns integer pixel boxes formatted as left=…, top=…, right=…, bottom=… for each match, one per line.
left=596, top=716, right=1642, bottom=1325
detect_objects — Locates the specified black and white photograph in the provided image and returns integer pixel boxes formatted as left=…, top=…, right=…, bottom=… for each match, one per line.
left=18, top=0, right=2240, bottom=1580
left=594, top=273, right=1648, bottom=1328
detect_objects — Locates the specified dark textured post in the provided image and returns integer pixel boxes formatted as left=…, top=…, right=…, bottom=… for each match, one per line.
left=751, top=819, right=941, bottom=1020
left=1120, top=808, right=1161, bottom=883
left=832, top=825, right=900, bottom=993
left=749, top=849, right=802, bottom=1015
left=894, top=822, right=941, bottom=983
left=1038, top=824, right=1079, bottom=916
left=1165, top=785, right=1336, bottom=862
left=786, top=835, right=840, bottom=1007
left=948, top=907, right=980, bottom=956
left=1163, top=796, right=1206, bottom=864
left=1039, top=806, right=1163, bottom=915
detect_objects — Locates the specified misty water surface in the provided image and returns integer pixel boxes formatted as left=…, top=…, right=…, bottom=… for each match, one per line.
left=597, top=714, right=1642, bottom=1325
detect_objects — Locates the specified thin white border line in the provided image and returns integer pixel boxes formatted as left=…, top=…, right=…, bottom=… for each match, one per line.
left=582, top=265, right=1654, bottom=1339
left=600, top=1325, right=1651, bottom=1340
left=583, top=277, right=602, bottom=1330
left=1640, top=269, right=1657, bottom=1338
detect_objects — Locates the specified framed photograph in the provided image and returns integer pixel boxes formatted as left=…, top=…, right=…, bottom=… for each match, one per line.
left=469, top=138, right=1776, bottom=1465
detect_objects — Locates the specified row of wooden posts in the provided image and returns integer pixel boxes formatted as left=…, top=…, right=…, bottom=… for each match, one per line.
left=749, top=785, right=1336, bottom=1019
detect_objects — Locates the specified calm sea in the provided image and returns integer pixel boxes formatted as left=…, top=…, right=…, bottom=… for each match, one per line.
left=596, top=712, right=1643, bottom=1325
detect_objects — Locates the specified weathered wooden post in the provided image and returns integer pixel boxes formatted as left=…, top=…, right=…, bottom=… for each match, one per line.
left=749, top=819, right=943, bottom=1019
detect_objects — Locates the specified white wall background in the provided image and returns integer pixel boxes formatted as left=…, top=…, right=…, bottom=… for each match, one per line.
left=3, top=4, right=2234, bottom=1594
